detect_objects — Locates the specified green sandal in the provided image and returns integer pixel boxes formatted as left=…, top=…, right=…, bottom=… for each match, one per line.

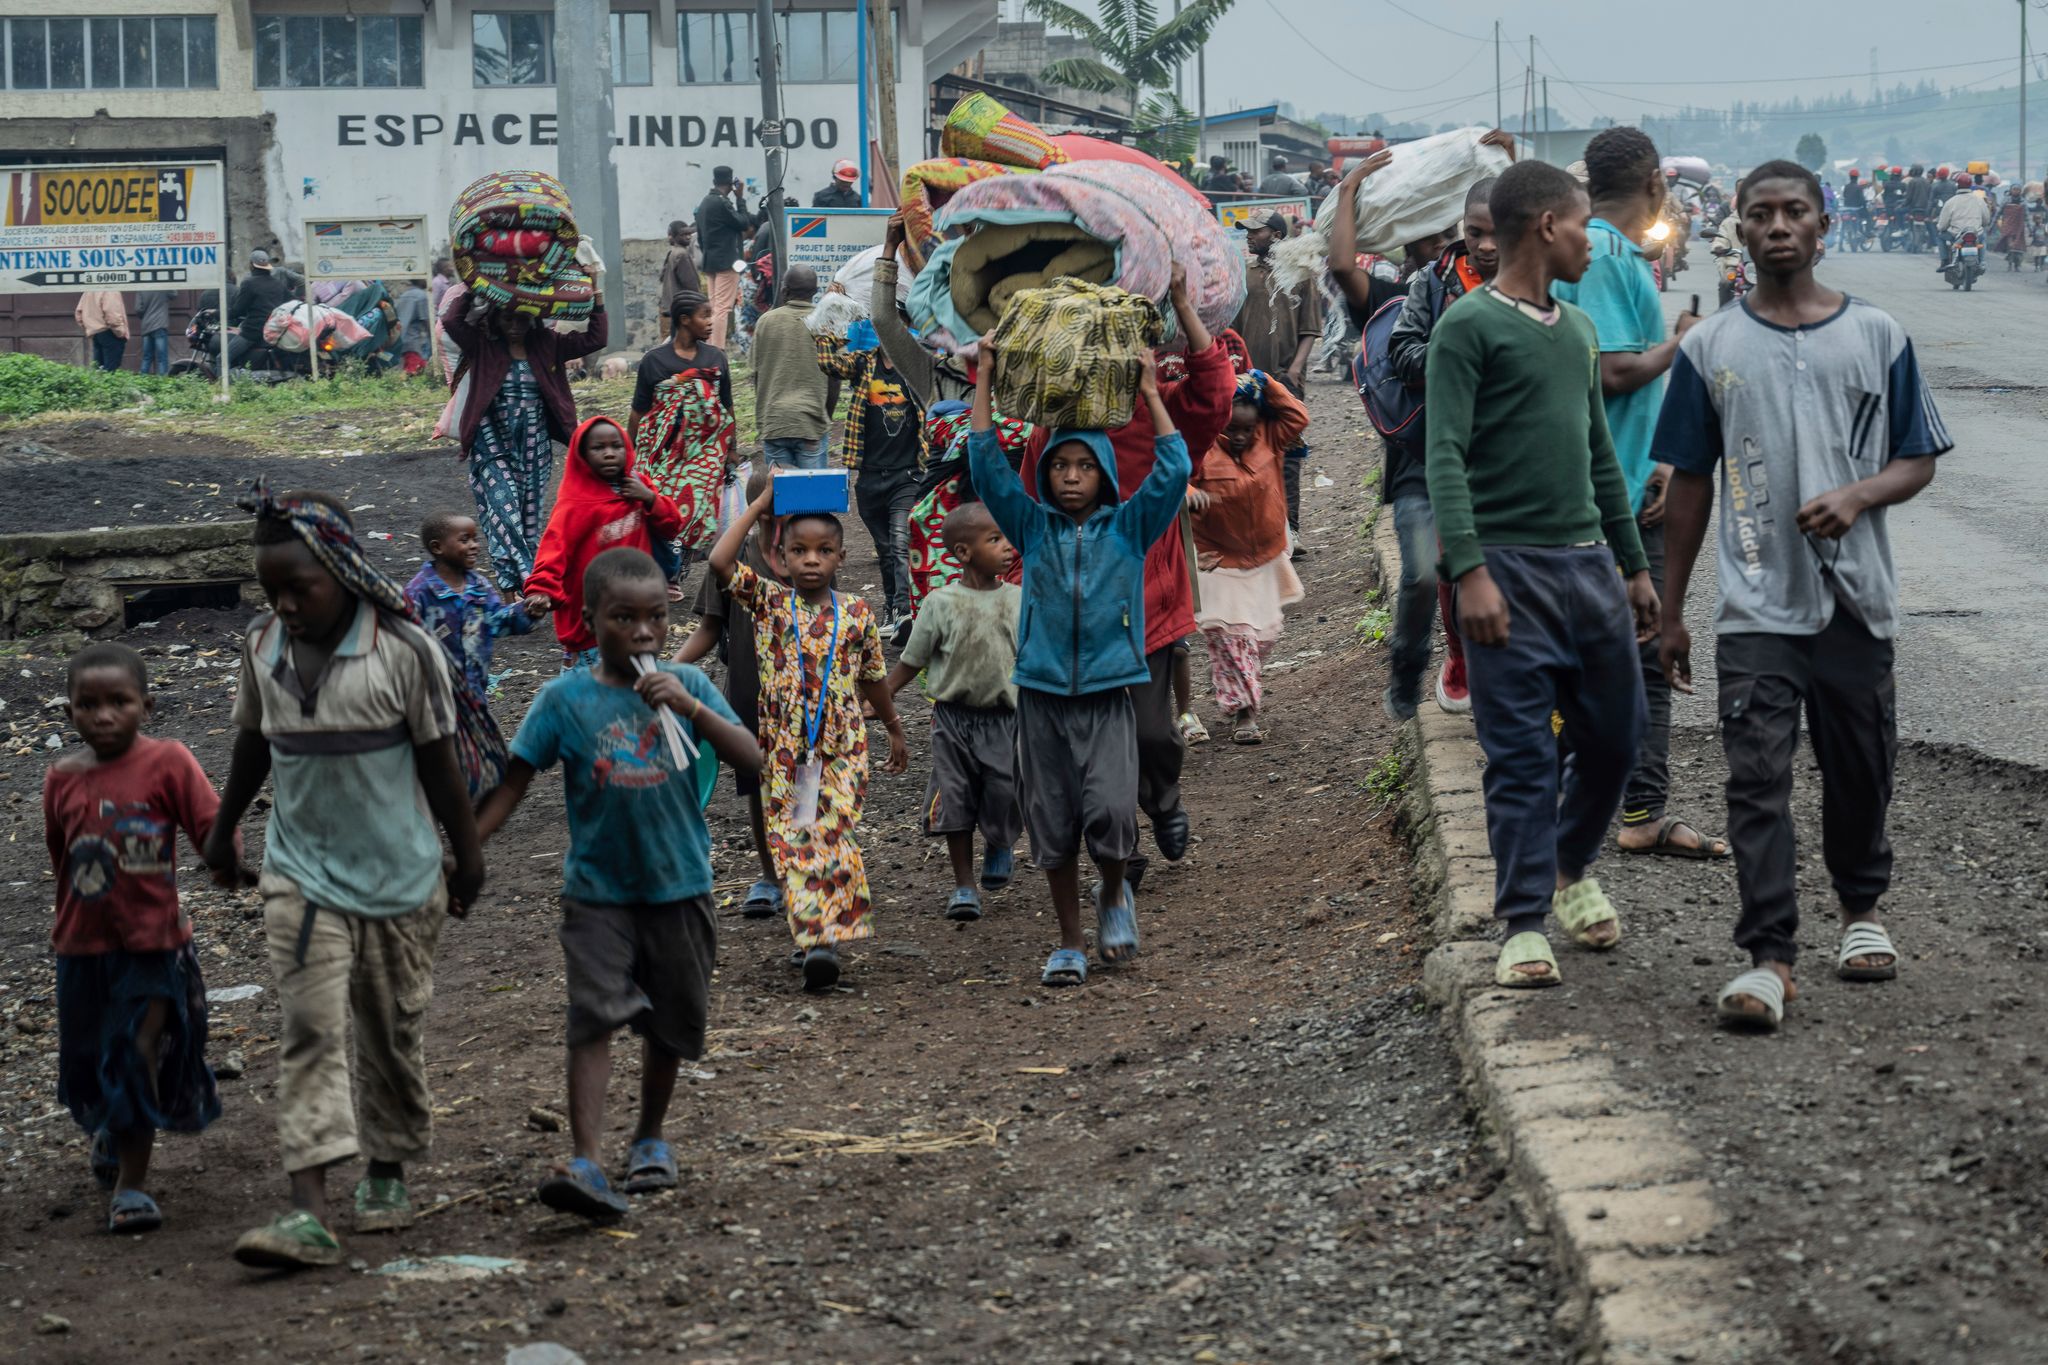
left=1553, top=878, right=1622, bottom=951
left=232, top=1209, right=344, bottom=1269
left=1495, top=931, right=1561, bottom=988
left=354, top=1176, right=414, bottom=1232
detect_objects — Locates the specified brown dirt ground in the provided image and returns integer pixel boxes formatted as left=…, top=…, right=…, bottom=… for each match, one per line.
left=0, top=379, right=1567, bottom=1364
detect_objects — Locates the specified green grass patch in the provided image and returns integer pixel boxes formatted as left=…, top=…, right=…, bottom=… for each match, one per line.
left=1365, top=751, right=1405, bottom=802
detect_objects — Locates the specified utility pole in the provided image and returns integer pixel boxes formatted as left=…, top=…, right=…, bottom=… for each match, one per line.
left=1494, top=21, right=1502, bottom=131
left=1543, top=76, right=1551, bottom=161
left=1197, top=42, right=1208, bottom=164
left=554, top=0, right=622, bottom=321
left=2023, top=0, right=2029, bottom=182
left=755, top=0, right=787, bottom=293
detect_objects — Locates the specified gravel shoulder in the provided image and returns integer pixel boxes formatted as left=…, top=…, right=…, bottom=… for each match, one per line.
left=0, top=379, right=1569, bottom=1363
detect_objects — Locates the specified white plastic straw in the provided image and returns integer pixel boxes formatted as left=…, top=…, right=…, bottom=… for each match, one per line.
left=632, top=654, right=700, bottom=765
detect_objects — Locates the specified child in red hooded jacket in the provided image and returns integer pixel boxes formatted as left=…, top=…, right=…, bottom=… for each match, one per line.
left=524, top=417, right=684, bottom=670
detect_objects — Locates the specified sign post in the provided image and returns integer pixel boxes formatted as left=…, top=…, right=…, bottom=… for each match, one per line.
left=781, top=207, right=892, bottom=280
left=302, top=214, right=430, bottom=380
left=0, top=160, right=227, bottom=394
left=1214, top=195, right=1313, bottom=231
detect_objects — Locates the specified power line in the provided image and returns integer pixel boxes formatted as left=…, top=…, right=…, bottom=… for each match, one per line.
left=1543, top=61, right=2023, bottom=123
left=1374, top=0, right=1489, bottom=44
left=1525, top=53, right=2018, bottom=89
left=1258, top=0, right=1484, bottom=94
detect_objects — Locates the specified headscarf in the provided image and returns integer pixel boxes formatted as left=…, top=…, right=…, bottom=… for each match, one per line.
left=1234, top=367, right=1270, bottom=410
left=240, top=478, right=509, bottom=800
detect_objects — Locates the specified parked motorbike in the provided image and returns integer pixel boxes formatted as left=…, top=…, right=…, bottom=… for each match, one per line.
left=1945, top=231, right=1985, bottom=291
left=172, top=307, right=314, bottom=383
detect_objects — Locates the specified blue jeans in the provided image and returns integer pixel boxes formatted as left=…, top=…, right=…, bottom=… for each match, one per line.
left=763, top=435, right=829, bottom=470
left=139, top=329, right=169, bottom=375
left=1387, top=494, right=1440, bottom=705
left=1461, top=546, right=1645, bottom=932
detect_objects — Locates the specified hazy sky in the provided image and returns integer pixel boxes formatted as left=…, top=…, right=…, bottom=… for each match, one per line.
left=1189, top=0, right=2033, bottom=129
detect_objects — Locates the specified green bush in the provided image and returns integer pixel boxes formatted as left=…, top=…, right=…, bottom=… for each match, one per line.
left=0, top=350, right=432, bottom=420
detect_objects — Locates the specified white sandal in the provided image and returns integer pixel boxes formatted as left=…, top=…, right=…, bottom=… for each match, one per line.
left=1716, top=968, right=1787, bottom=1031
left=1836, top=922, right=1898, bottom=982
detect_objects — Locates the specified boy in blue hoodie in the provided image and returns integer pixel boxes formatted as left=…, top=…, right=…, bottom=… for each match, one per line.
left=969, top=333, right=1192, bottom=988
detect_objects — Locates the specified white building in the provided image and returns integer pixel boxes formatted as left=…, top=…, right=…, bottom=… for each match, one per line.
left=0, top=0, right=997, bottom=355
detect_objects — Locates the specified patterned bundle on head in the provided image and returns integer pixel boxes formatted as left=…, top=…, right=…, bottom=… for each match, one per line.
left=987, top=280, right=1163, bottom=431
left=449, top=170, right=595, bottom=320
left=940, top=92, right=1071, bottom=172
left=239, top=479, right=510, bottom=799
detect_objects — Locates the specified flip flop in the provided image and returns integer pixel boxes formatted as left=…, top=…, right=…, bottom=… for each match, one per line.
left=1041, top=948, right=1089, bottom=987
left=1836, top=922, right=1899, bottom=982
left=1095, top=880, right=1139, bottom=965
left=1232, top=719, right=1265, bottom=745
left=1716, top=968, right=1787, bottom=1030
left=352, top=1175, right=414, bottom=1233
left=980, top=847, right=1015, bottom=892
left=945, top=887, right=983, bottom=922
left=107, top=1189, right=161, bottom=1234
left=1553, top=877, right=1622, bottom=951
left=741, top=880, right=784, bottom=919
left=1495, top=931, right=1561, bottom=988
left=538, top=1157, right=630, bottom=1222
left=1620, top=814, right=1730, bottom=860
left=624, top=1138, right=678, bottom=1193
left=232, top=1208, right=345, bottom=1268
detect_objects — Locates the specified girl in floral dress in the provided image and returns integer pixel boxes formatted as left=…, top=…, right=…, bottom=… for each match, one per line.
left=707, top=484, right=909, bottom=991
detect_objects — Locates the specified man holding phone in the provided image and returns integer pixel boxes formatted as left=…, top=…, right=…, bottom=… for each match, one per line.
left=1552, top=126, right=1721, bottom=863
left=695, top=166, right=756, bottom=350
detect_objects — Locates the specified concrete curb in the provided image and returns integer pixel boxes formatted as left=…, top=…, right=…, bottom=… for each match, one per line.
left=1370, top=510, right=1782, bottom=1364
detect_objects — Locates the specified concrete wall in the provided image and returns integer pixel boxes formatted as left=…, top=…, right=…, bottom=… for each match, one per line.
left=974, top=21, right=1127, bottom=125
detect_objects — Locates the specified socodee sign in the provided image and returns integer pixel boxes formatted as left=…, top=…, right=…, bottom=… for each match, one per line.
left=335, top=113, right=841, bottom=151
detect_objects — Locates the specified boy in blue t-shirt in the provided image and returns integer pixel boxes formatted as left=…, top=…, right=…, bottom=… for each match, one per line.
left=478, top=548, right=761, bottom=1220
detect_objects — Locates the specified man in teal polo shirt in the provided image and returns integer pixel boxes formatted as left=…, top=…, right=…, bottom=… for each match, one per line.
left=1553, top=127, right=1726, bottom=862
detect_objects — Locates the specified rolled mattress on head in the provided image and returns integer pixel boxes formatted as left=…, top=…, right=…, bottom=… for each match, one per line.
left=449, top=169, right=596, bottom=320
left=909, top=158, right=1245, bottom=353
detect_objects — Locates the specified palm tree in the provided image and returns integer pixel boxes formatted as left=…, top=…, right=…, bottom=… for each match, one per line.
left=1026, top=0, right=1233, bottom=157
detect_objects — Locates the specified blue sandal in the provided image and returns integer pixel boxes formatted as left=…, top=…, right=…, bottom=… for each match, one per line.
left=741, top=879, right=784, bottom=919
left=624, top=1138, right=678, bottom=1193
left=107, top=1188, right=161, bottom=1234
left=946, top=887, right=983, bottom=922
left=1041, top=948, right=1089, bottom=987
left=537, top=1156, right=629, bottom=1222
left=980, top=847, right=1015, bottom=892
left=1095, top=880, right=1140, bottom=965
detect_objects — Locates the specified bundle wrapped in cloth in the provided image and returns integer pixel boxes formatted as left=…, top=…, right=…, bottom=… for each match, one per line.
left=988, top=280, right=1163, bottom=431
left=898, top=157, right=1025, bottom=257
left=262, top=300, right=371, bottom=353
left=1267, top=127, right=1514, bottom=294
left=449, top=170, right=596, bottom=319
left=941, top=91, right=1071, bottom=171
left=908, top=157, right=1245, bottom=354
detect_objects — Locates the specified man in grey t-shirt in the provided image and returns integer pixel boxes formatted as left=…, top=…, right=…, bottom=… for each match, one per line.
left=1653, top=160, right=1950, bottom=1033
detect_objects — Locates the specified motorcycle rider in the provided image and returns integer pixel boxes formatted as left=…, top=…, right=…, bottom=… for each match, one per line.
left=1880, top=167, right=1907, bottom=218
left=1902, top=165, right=1934, bottom=250
left=226, top=248, right=294, bottom=368
left=1932, top=166, right=1959, bottom=209
left=1840, top=170, right=1870, bottom=245
left=1710, top=211, right=1748, bottom=309
left=1937, top=174, right=1994, bottom=271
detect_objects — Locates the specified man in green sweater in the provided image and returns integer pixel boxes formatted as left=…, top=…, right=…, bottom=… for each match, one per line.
left=1423, top=160, right=1661, bottom=990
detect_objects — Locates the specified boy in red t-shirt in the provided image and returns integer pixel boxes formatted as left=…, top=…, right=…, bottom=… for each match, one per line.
left=44, top=642, right=251, bottom=1234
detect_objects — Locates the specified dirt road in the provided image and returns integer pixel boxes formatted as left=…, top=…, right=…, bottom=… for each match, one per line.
left=0, top=380, right=1566, bottom=1363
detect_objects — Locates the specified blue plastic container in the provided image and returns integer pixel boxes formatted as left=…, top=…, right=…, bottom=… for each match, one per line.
left=773, top=468, right=849, bottom=515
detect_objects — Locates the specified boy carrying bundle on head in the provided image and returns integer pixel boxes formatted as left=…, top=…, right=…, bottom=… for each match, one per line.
left=969, top=331, right=1191, bottom=987
left=883, top=501, right=1022, bottom=922
left=479, top=548, right=762, bottom=1217
left=1423, top=161, right=1661, bottom=991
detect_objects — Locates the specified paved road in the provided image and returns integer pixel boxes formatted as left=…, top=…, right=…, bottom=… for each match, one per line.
left=1658, top=246, right=2048, bottom=768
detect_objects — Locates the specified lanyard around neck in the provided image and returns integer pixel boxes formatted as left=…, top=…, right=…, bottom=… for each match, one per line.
left=791, top=590, right=840, bottom=757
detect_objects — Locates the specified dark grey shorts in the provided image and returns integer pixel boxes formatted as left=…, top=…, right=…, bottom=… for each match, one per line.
left=1016, top=686, right=1138, bottom=870
left=559, top=894, right=717, bottom=1058
left=921, top=701, right=1023, bottom=847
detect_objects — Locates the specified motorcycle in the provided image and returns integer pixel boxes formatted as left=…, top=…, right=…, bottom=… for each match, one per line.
left=1875, top=211, right=1912, bottom=253
left=1841, top=209, right=1875, bottom=252
left=1906, top=212, right=1935, bottom=254
left=173, top=306, right=317, bottom=383
left=1944, top=230, right=1984, bottom=291
left=1714, top=248, right=1756, bottom=309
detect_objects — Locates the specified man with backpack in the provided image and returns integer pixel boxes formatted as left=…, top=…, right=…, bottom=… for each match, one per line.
left=1369, top=177, right=1498, bottom=720
left=1230, top=212, right=1322, bottom=541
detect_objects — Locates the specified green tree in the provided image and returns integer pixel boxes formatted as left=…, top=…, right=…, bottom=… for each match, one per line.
left=1795, top=132, right=1827, bottom=171
left=1026, top=0, right=1234, bottom=158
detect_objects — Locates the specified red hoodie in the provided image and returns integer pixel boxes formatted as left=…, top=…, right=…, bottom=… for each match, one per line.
left=525, top=415, right=684, bottom=653
left=1017, top=339, right=1236, bottom=654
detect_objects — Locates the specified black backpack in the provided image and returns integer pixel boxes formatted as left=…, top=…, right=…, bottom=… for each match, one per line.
left=1353, top=267, right=1449, bottom=442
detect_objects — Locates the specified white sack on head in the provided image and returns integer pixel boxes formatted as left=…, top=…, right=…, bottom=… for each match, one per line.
left=834, top=244, right=913, bottom=311
left=805, top=289, right=869, bottom=340
left=1268, top=127, right=1514, bottom=294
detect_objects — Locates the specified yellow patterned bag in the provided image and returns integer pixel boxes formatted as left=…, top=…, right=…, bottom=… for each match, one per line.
left=989, top=280, right=1163, bottom=431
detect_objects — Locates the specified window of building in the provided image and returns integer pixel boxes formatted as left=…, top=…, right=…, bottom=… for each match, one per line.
left=473, top=12, right=650, bottom=87
left=256, top=14, right=424, bottom=89
left=679, top=9, right=893, bottom=85
left=3, top=14, right=215, bottom=89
